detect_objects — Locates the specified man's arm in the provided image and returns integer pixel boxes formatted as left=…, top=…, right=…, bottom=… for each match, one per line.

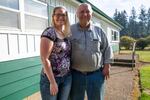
left=100, top=29, right=113, bottom=79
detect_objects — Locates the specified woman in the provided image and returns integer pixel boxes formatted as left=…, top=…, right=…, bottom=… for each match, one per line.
left=40, top=6, right=71, bottom=100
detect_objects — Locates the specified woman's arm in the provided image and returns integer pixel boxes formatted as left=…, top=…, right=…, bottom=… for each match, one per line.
left=40, top=37, right=58, bottom=95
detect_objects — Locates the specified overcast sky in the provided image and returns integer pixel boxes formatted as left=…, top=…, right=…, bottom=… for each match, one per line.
left=88, top=0, right=150, bottom=18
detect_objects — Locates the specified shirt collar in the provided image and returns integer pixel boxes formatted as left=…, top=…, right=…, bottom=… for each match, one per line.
left=77, top=21, right=93, bottom=32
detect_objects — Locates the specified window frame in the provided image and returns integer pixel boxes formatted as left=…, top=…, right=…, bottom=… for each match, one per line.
left=111, top=29, right=119, bottom=42
left=24, top=0, right=48, bottom=32
left=0, top=4, right=20, bottom=31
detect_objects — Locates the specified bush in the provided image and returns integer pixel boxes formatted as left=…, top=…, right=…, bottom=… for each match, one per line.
left=120, top=36, right=135, bottom=49
left=146, top=35, right=150, bottom=45
left=136, top=38, right=148, bottom=50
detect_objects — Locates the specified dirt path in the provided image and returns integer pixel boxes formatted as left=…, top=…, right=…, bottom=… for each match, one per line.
left=105, top=66, right=136, bottom=100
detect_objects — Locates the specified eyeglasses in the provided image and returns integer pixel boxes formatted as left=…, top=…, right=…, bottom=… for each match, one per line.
left=53, top=14, right=66, bottom=17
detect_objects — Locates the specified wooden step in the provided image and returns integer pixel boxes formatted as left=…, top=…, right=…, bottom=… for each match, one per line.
left=113, top=59, right=135, bottom=63
left=111, top=62, right=135, bottom=67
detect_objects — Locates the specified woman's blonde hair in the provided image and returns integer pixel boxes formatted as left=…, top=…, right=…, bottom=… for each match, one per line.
left=51, top=6, right=71, bottom=37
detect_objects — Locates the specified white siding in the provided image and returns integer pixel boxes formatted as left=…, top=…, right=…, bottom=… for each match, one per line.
left=0, top=34, right=8, bottom=56
left=27, top=35, right=35, bottom=53
left=9, top=34, right=18, bottom=55
left=19, top=34, right=27, bottom=54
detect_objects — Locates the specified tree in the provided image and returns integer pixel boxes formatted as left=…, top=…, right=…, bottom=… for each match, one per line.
left=138, top=5, right=147, bottom=37
left=120, top=36, right=135, bottom=49
left=128, top=7, right=138, bottom=38
left=146, top=8, right=150, bottom=35
left=113, top=9, right=128, bottom=36
left=113, top=9, right=119, bottom=21
left=136, top=38, right=148, bottom=50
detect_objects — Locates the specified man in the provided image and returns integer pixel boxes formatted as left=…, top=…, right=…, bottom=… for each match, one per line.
left=70, top=3, right=113, bottom=100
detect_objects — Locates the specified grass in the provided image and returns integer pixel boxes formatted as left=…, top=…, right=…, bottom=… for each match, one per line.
left=140, top=65, right=150, bottom=99
left=136, top=51, right=150, bottom=62
left=120, top=50, right=150, bottom=62
left=140, top=92, right=150, bottom=100
left=140, top=65, right=150, bottom=89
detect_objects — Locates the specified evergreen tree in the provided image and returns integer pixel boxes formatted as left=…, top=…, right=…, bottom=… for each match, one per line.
left=138, top=5, right=147, bottom=37
left=120, top=10, right=128, bottom=36
left=128, top=7, right=138, bottom=38
left=113, top=9, right=118, bottom=21
left=146, top=8, right=150, bottom=35
left=113, top=9, right=128, bottom=36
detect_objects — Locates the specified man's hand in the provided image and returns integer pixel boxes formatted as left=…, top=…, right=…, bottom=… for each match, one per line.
left=102, top=64, right=111, bottom=80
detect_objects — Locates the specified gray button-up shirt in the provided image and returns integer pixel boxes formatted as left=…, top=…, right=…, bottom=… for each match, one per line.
left=70, top=23, right=113, bottom=72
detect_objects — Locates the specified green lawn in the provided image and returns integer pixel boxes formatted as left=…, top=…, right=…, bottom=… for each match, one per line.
left=140, top=65, right=150, bottom=99
left=140, top=65, right=150, bottom=89
left=136, top=51, right=150, bottom=62
left=120, top=50, right=150, bottom=62
left=141, top=92, right=150, bottom=100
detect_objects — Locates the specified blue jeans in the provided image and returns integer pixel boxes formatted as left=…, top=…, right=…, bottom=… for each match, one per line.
left=70, top=69, right=105, bottom=100
left=40, top=72, right=72, bottom=100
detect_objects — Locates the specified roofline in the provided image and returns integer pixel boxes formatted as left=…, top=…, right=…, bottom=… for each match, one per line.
left=77, top=0, right=123, bottom=29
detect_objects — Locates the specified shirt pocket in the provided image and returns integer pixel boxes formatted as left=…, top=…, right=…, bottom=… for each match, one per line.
left=72, top=38, right=79, bottom=48
left=90, top=38, right=101, bottom=52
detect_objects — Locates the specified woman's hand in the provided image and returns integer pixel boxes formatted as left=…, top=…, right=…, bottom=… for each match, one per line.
left=50, top=82, right=58, bottom=96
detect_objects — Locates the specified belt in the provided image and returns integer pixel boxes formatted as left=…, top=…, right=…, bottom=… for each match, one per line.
left=72, top=67, right=103, bottom=75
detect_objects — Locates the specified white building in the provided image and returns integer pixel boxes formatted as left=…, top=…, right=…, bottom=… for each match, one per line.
left=0, top=0, right=122, bottom=99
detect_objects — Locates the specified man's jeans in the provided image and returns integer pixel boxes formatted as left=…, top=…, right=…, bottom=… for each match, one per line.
left=70, top=69, right=105, bottom=100
left=40, top=72, right=72, bottom=100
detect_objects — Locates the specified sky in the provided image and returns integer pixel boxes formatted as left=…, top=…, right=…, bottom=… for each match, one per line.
left=88, top=0, right=150, bottom=18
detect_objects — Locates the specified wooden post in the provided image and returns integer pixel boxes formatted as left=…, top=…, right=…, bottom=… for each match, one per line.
left=132, top=42, right=136, bottom=70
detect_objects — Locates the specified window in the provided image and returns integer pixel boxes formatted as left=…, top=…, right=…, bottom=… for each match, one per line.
left=24, top=0, right=47, bottom=17
left=50, top=0, right=56, bottom=6
left=111, top=30, right=119, bottom=41
left=0, top=9, right=19, bottom=28
left=0, top=0, right=19, bottom=29
left=25, top=15, right=48, bottom=30
left=24, top=0, right=48, bottom=31
left=0, top=0, right=19, bottom=10
left=49, top=6, right=54, bottom=25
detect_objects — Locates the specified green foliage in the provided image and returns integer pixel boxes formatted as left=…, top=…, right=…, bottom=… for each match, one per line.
left=136, top=38, right=148, bottom=50
left=140, top=65, right=150, bottom=89
left=113, top=9, right=128, bottom=36
left=146, top=35, right=150, bottom=44
left=128, top=7, right=139, bottom=38
left=120, top=36, right=135, bottom=49
left=113, top=6, right=150, bottom=38
left=140, top=65, right=150, bottom=100
left=140, top=92, right=150, bottom=100
left=138, top=5, right=147, bottom=37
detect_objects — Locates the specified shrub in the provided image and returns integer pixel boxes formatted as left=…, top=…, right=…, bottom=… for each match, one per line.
left=136, top=38, right=148, bottom=50
left=146, top=35, right=150, bottom=45
left=120, top=36, right=135, bottom=49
